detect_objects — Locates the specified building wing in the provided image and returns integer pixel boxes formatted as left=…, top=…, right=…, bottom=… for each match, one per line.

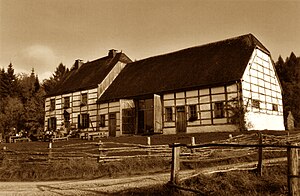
left=98, top=34, right=268, bottom=102
left=47, top=51, right=132, bottom=97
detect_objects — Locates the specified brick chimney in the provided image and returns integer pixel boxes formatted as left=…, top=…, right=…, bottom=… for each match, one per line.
left=108, top=49, right=117, bottom=58
left=72, top=59, right=84, bottom=70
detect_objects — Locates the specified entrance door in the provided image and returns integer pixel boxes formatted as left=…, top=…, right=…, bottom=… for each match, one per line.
left=138, top=111, right=145, bottom=134
left=176, top=106, right=186, bottom=133
left=109, top=113, right=116, bottom=137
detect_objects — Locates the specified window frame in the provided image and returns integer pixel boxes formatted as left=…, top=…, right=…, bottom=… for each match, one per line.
left=78, top=113, right=90, bottom=129
left=81, top=93, right=88, bottom=106
left=272, top=103, right=278, bottom=111
left=99, top=114, right=105, bottom=127
left=188, top=105, right=198, bottom=121
left=50, top=99, right=55, bottom=111
left=64, top=112, right=70, bottom=128
left=214, top=101, right=225, bottom=118
left=64, top=97, right=70, bottom=109
left=48, top=117, right=57, bottom=131
left=165, top=107, right=173, bottom=122
left=252, top=99, right=260, bottom=109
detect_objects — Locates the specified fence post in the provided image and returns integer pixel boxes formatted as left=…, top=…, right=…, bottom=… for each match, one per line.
left=287, top=143, right=299, bottom=196
left=257, top=132, right=263, bottom=176
left=48, top=141, right=52, bottom=149
left=170, top=143, right=180, bottom=184
left=191, top=137, right=195, bottom=153
left=48, top=149, right=52, bottom=162
left=147, top=137, right=151, bottom=146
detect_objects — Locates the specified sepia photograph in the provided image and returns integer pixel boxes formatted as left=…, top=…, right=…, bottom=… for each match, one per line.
left=0, top=0, right=299, bottom=195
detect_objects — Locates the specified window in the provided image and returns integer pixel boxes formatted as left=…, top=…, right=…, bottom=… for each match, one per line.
left=272, top=104, right=278, bottom=111
left=252, top=99, right=260, bottom=109
left=165, top=107, right=173, bottom=122
left=138, top=99, right=154, bottom=133
left=188, top=105, right=197, bottom=121
left=122, top=109, right=135, bottom=134
left=99, top=115, right=105, bottom=127
left=214, top=102, right=225, bottom=118
left=50, top=99, right=55, bottom=111
left=64, top=112, right=70, bottom=128
left=81, top=93, right=88, bottom=106
left=48, top=117, right=56, bottom=131
left=78, top=113, right=89, bottom=129
left=64, top=97, right=70, bottom=108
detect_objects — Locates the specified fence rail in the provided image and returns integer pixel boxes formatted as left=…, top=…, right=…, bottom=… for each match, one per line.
left=170, top=143, right=300, bottom=149
left=169, top=139, right=299, bottom=196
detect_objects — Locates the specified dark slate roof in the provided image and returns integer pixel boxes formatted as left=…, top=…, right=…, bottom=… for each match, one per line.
left=98, top=34, right=269, bottom=102
left=46, top=52, right=132, bottom=97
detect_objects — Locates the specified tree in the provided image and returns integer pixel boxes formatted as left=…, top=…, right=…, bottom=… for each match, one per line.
left=0, top=63, right=20, bottom=98
left=275, top=56, right=286, bottom=81
left=43, top=63, right=69, bottom=94
left=285, top=52, right=299, bottom=83
left=18, top=71, right=45, bottom=133
left=0, top=66, right=46, bottom=137
left=21, top=89, right=45, bottom=133
left=0, top=96, right=24, bottom=136
left=53, top=63, right=69, bottom=82
left=275, top=52, right=300, bottom=129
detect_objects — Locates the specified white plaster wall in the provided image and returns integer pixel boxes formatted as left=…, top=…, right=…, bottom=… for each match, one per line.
left=241, top=48, right=285, bottom=131
left=44, top=87, right=100, bottom=131
left=245, top=112, right=285, bottom=130
left=161, top=83, right=239, bottom=134
left=98, top=62, right=126, bottom=98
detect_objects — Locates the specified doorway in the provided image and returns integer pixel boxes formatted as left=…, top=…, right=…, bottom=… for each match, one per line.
left=137, top=99, right=154, bottom=134
left=109, top=113, right=116, bottom=137
left=176, top=106, right=187, bottom=133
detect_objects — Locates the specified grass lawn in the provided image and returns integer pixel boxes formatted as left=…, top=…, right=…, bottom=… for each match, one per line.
left=119, top=164, right=289, bottom=196
left=0, top=130, right=298, bottom=183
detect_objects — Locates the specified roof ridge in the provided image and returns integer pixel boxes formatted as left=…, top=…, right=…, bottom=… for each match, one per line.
left=98, top=33, right=265, bottom=102
left=132, top=33, right=257, bottom=63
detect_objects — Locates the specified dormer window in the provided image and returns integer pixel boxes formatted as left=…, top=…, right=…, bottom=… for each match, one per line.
left=81, top=93, right=87, bottom=106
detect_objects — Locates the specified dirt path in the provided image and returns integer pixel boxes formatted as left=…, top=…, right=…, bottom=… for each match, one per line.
left=0, top=157, right=286, bottom=196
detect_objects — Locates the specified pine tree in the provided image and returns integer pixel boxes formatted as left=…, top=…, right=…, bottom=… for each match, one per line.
left=275, top=52, right=300, bottom=129
left=0, top=63, right=20, bottom=97
left=43, top=63, right=69, bottom=94
left=53, top=63, right=69, bottom=82
left=285, top=52, right=299, bottom=83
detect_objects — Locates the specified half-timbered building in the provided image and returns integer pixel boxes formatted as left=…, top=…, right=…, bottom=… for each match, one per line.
left=97, top=34, right=285, bottom=136
left=44, top=50, right=132, bottom=133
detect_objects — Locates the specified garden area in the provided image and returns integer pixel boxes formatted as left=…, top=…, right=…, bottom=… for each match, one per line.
left=0, top=131, right=299, bottom=195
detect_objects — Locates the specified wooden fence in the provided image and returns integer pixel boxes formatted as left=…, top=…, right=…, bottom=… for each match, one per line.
left=169, top=140, right=299, bottom=196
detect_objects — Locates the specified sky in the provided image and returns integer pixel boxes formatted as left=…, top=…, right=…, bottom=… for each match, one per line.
left=1, top=0, right=300, bottom=81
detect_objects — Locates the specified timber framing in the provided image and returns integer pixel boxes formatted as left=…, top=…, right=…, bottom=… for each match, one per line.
left=44, top=33, right=285, bottom=137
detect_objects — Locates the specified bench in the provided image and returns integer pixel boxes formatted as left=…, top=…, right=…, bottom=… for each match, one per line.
left=9, top=136, right=22, bottom=143
left=14, top=137, right=31, bottom=143
left=90, top=132, right=109, bottom=140
left=51, top=136, right=69, bottom=142
left=81, top=132, right=109, bottom=140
